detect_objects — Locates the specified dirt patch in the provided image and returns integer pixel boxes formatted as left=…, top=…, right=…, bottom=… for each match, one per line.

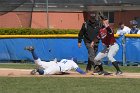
left=0, top=68, right=140, bottom=78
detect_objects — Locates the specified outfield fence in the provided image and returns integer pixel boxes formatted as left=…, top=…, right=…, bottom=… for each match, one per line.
left=0, top=34, right=140, bottom=65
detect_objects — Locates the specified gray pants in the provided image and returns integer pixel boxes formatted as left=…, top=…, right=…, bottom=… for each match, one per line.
left=85, top=42, right=96, bottom=70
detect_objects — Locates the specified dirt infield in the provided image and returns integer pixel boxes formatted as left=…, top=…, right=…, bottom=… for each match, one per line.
left=0, top=68, right=140, bottom=78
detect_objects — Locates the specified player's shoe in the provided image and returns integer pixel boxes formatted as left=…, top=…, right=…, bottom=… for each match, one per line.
left=103, top=71, right=112, bottom=76
left=115, top=71, right=123, bottom=75
left=98, top=71, right=112, bottom=75
left=24, top=46, right=34, bottom=51
left=30, top=69, right=37, bottom=75
left=98, top=71, right=104, bottom=75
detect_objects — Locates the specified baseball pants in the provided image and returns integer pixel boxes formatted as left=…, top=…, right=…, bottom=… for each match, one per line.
left=94, top=43, right=119, bottom=65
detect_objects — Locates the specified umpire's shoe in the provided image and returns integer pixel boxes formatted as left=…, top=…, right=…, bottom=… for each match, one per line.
left=24, top=46, right=34, bottom=51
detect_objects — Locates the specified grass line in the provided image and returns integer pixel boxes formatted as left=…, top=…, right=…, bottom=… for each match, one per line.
left=0, top=63, right=140, bottom=73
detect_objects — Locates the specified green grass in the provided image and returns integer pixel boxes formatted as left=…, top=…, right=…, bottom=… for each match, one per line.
left=0, top=63, right=35, bottom=69
left=0, top=63, right=140, bottom=93
left=0, top=63, right=140, bottom=73
left=103, top=65, right=140, bottom=73
left=79, top=64, right=140, bottom=73
left=0, top=77, right=140, bottom=93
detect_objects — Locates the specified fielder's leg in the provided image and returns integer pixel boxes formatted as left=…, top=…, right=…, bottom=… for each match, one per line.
left=107, top=43, right=122, bottom=75
left=112, top=62, right=122, bottom=75
left=24, top=46, right=42, bottom=75
left=93, top=48, right=111, bottom=75
left=24, top=46, right=38, bottom=60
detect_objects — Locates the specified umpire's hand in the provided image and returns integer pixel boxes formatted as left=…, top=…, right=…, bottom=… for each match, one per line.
left=90, top=41, right=94, bottom=48
left=78, top=43, right=81, bottom=48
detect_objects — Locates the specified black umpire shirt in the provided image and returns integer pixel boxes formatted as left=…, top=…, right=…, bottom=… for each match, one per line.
left=78, top=20, right=100, bottom=43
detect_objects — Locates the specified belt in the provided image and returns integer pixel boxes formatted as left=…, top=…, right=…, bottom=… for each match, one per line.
left=110, top=42, right=116, bottom=46
left=107, top=43, right=116, bottom=47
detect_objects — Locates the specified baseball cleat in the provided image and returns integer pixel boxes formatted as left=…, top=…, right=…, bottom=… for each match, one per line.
left=24, top=46, right=34, bottom=51
left=115, top=71, right=123, bottom=75
left=98, top=71, right=104, bottom=75
left=98, top=71, right=112, bottom=75
left=103, top=71, right=112, bottom=76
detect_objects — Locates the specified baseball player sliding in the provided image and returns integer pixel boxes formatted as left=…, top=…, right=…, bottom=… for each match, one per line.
left=91, top=17, right=123, bottom=75
left=25, top=46, right=86, bottom=75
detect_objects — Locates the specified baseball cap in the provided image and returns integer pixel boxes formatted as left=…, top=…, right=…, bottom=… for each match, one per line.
left=130, top=20, right=138, bottom=25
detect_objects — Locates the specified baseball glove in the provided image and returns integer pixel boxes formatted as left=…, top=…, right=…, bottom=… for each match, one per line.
left=30, top=69, right=37, bottom=75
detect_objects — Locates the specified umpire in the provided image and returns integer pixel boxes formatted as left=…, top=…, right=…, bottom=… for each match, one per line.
left=78, top=13, right=100, bottom=73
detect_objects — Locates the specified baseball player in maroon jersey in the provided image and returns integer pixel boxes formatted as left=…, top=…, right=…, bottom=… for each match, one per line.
left=91, top=18, right=123, bottom=75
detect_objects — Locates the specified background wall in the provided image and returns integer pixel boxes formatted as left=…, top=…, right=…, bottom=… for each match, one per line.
left=0, top=37, right=139, bottom=64
left=114, top=10, right=140, bottom=28
left=1, top=11, right=140, bottom=29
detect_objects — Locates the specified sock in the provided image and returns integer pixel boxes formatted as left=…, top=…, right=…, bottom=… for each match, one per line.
left=112, top=62, right=121, bottom=71
left=76, top=68, right=86, bottom=74
left=37, top=69, right=44, bottom=75
left=31, top=51, right=38, bottom=60
left=98, top=64, right=103, bottom=71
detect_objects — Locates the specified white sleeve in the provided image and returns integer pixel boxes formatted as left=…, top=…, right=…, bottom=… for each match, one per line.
left=126, top=27, right=131, bottom=34
left=116, top=29, right=120, bottom=34
left=137, top=30, right=140, bottom=34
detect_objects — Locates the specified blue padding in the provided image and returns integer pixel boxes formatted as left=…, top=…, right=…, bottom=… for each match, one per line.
left=0, top=38, right=140, bottom=63
left=126, top=38, right=140, bottom=63
left=0, top=38, right=87, bottom=62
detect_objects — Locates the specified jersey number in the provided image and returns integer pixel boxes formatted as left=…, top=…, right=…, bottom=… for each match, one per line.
left=62, top=60, right=67, bottom=64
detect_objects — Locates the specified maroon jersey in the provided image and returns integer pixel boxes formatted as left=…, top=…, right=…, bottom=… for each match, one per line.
left=97, top=26, right=116, bottom=47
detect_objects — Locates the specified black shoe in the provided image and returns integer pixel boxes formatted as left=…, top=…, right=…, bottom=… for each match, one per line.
left=98, top=71, right=104, bottom=75
left=98, top=71, right=112, bottom=75
left=116, top=71, right=123, bottom=75
left=103, top=71, right=112, bottom=75
left=24, top=46, right=34, bottom=51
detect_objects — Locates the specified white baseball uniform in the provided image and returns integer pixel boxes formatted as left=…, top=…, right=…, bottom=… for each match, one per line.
left=116, top=26, right=131, bottom=35
left=57, top=59, right=79, bottom=72
left=94, top=43, right=119, bottom=62
left=34, top=58, right=57, bottom=69
left=34, top=58, right=79, bottom=75
left=137, top=30, right=140, bottom=34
